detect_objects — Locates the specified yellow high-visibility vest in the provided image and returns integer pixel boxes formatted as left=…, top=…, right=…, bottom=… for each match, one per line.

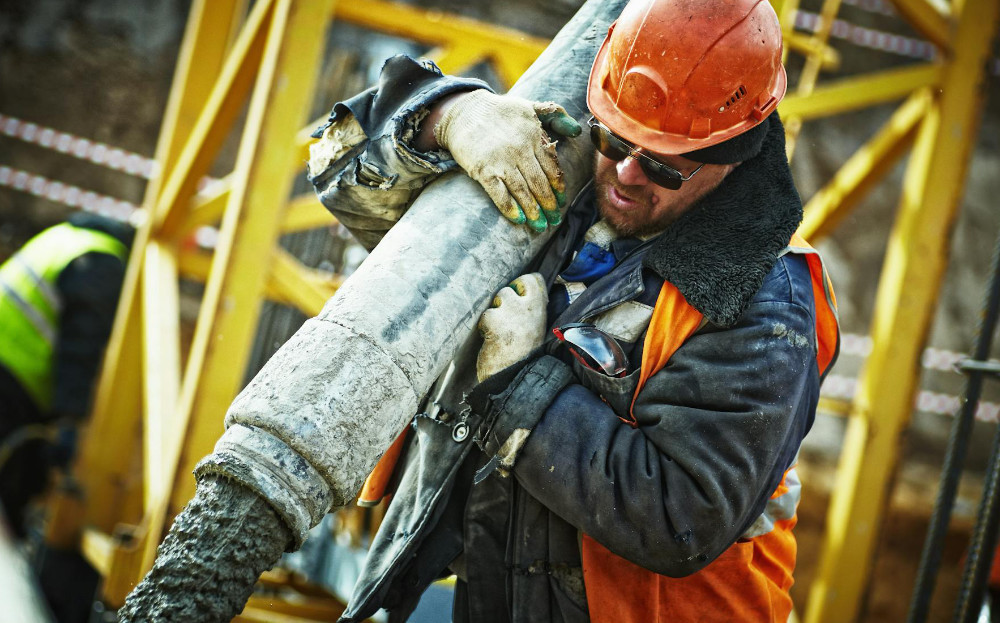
left=0, top=222, right=127, bottom=410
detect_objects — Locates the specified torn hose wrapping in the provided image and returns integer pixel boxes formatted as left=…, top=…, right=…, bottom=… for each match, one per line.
left=117, top=475, right=291, bottom=622
left=195, top=0, right=626, bottom=546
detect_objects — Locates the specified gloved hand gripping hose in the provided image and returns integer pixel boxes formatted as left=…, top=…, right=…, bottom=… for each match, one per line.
left=434, top=90, right=581, bottom=232
left=476, top=273, right=549, bottom=382
left=118, top=476, right=291, bottom=623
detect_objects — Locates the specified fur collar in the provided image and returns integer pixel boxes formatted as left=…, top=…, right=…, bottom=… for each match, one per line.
left=642, top=115, right=802, bottom=327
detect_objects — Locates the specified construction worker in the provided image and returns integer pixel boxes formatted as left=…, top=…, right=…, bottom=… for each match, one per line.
left=0, top=212, right=132, bottom=537
left=304, top=0, right=840, bottom=621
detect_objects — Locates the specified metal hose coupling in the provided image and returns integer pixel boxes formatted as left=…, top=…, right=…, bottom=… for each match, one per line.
left=194, top=424, right=334, bottom=547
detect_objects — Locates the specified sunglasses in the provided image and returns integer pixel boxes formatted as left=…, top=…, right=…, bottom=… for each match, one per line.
left=588, top=117, right=704, bottom=190
left=552, top=323, right=629, bottom=378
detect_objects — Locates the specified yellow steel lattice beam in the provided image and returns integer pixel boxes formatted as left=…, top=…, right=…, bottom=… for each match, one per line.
left=180, top=178, right=232, bottom=234
left=180, top=184, right=335, bottom=239
left=785, top=32, right=841, bottom=70
left=778, top=62, right=942, bottom=122
left=798, top=89, right=930, bottom=242
left=68, top=0, right=247, bottom=539
left=783, top=0, right=844, bottom=158
left=152, top=0, right=274, bottom=239
left=890, top=0, right=953, bottom=53
left=134, top=1, right=281, bottom=587
left=179, top=243, right=342, bottom=313
left=80, top=529, right=115, bottom=578
left=140, top=240, right=182, bottom=512
left=332, top=0, right=548, bottom=87
left=167, top=0, right=335, bottom=519
left=804, top=0, right=1000, bottom=620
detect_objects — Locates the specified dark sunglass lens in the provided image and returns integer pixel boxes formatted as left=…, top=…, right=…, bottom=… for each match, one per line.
left=641, top=161, right=684, bottom=190
left=589, top=119, right=693, bottom=191
left=590, top=124, right=630, bottom=161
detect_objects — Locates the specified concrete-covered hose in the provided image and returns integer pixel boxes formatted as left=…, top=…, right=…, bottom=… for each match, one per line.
left=120, top=0, right=626, bottom=620
left=118, top=476, right=291, bottom=621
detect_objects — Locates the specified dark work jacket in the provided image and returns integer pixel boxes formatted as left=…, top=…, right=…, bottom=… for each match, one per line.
left=308, top=56, right=833, bottom=623
left=0, top=212, right=131, bottom=537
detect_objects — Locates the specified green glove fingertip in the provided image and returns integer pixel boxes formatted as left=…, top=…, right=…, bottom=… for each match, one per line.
left=527, top=210, right=548, bottom=233
left=541, top=207, right=562, bottom=227
left=554, top=188, right=567, bottom=209
left=551, top=114, right=582, bottom=138
left=538, top=111, right=582, bottom=138
left=509, top=202, right=527, bottom=225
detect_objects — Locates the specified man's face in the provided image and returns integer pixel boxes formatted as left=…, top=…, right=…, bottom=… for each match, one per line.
left=593, top=150, right=735, bottom=238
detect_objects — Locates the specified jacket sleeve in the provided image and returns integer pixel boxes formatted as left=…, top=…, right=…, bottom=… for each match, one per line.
left=510, top=294, right=820, bottom=577
left=52, top=252, right=126, bottom=420
left=308, top=55, right=492, bottom=250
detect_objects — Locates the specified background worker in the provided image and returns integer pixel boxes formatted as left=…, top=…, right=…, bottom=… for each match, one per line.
left=304, top=0, right=839, bottom=621
left=0, top=211, right=132, bottom=538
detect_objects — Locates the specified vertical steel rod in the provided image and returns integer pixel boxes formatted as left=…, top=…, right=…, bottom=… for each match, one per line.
left=908, top=228, right=1000, bottom=621
left=955, top=225, right=1000, bottom=623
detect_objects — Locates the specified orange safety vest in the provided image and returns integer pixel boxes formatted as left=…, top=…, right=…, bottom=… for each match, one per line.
left=582, top=233, right=839, bottom=623
left=359, top=235, right=839, bottom=621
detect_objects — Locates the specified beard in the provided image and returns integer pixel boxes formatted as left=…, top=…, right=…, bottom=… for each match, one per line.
left=593, top=162, right=672, bottom=238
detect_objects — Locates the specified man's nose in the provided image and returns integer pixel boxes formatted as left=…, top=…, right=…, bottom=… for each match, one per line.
left=616, top=155, right=649, bottom=186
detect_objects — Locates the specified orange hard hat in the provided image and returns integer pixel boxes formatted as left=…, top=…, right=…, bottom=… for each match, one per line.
left=587, top=0, right=787, bottom=156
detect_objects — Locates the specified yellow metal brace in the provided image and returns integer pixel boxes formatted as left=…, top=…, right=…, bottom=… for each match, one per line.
left=797, top=89, right=930, bottom=241
left=50, top=0, right=248, bottom=582
left=783, top=0, right=844, bottom=159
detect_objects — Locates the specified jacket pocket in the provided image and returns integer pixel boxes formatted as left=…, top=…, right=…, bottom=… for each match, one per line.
left=573, top=363, right=641, bottom=420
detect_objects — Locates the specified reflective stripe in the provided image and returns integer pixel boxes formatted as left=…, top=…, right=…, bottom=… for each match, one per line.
left=817, top=260, right=839, bottom=325
left=784, top=241, right=841, bottom=375
left=741, top=465, right=801, bottom=539
left=12, top=253, right=61, bottom=314
left=0, top=278, right=56, bottom=345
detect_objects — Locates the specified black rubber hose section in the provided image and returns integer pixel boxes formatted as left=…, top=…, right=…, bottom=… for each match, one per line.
left=117, top=475, right=292, bottom=622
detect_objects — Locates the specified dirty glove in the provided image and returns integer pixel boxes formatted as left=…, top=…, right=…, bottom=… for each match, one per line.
left=434, top=90, right=582, bottom=232
left=477, top=273, right=549, bottom=383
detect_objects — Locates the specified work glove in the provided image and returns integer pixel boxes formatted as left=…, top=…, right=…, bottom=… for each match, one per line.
left=434, top=90, right=582, bottom=232
left=476, top=273, right=549, bottom=383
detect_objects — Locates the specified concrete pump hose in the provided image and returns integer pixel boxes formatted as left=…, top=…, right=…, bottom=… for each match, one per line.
left=117, top=475, right=291, bottom=622
left=122, top=0, right=627, bottom=619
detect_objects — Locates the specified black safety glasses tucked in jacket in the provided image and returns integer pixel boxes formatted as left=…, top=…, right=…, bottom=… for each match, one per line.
left=588, top=116, right=704, bottom=190
left=552, top=322, right=629, bottom=378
